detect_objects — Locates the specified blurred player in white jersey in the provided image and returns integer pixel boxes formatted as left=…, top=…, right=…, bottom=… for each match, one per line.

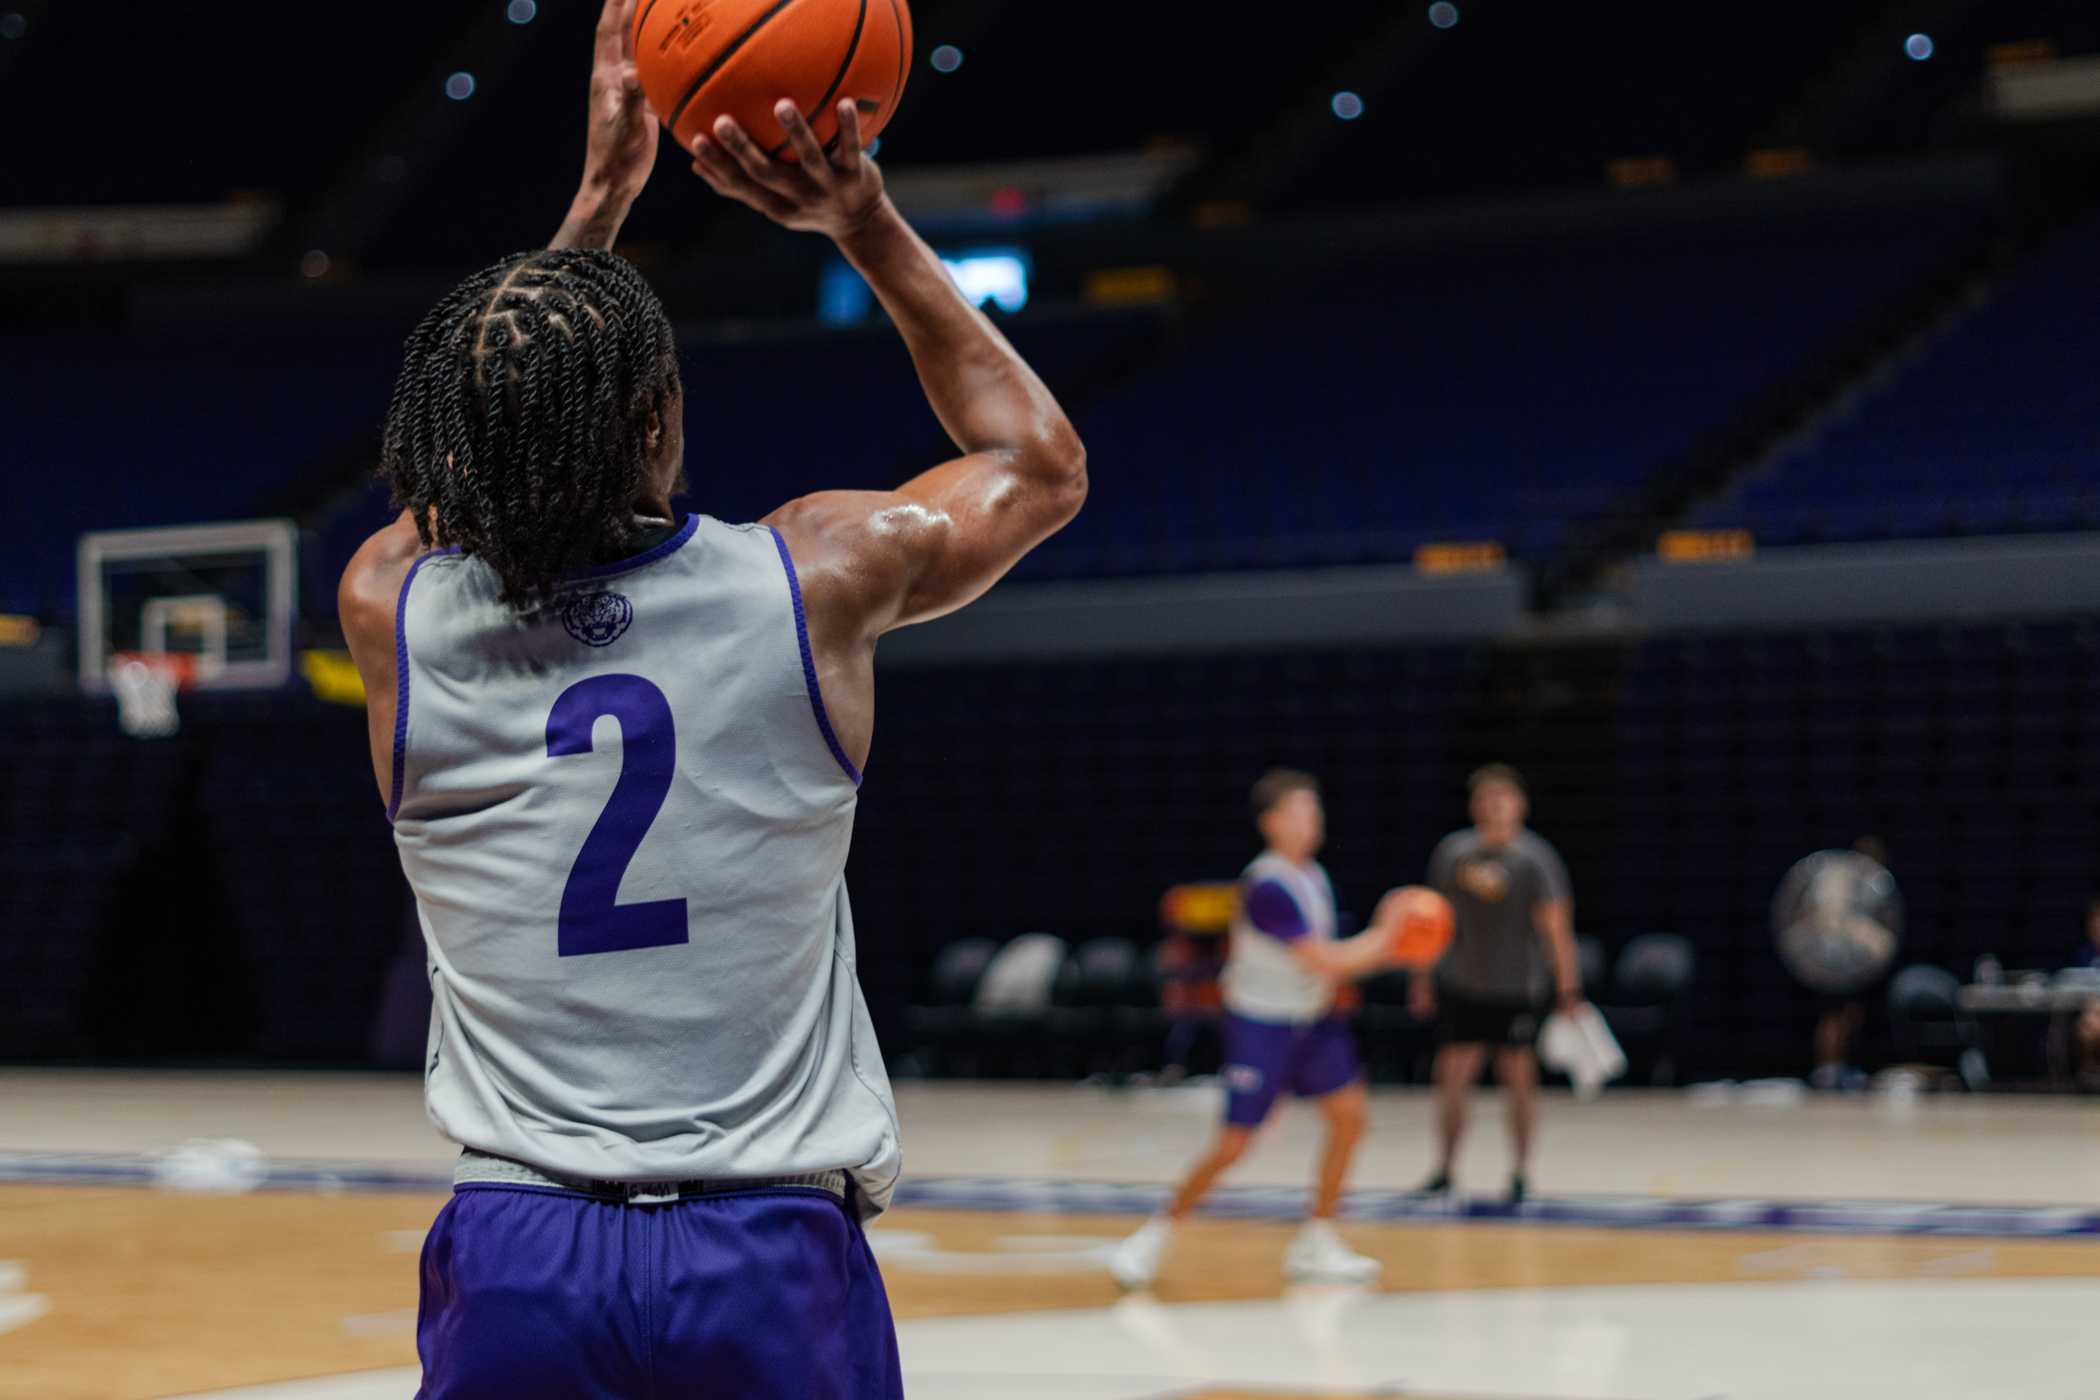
left=1108, top=770, right=1397, bottom=1288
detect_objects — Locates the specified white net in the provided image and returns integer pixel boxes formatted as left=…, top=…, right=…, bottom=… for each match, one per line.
left=111, top=656, right=182, bottom=739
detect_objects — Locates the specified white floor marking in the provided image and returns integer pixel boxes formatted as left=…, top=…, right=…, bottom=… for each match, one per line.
left=337, top=1308, right=417, bottom=1338
left=165, top=1277, right=2100, bottom=1400
left=164, top=1370, right=420, bottom=1400
left=0, top=1259, right=49, bottom=1338
left=866, top=1227, right=1122, bottom=1274
left=897, top=1277, right=2100, bottom=1400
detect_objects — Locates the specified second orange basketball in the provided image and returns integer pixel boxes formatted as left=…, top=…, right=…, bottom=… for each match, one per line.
left=1381, top=885, right=1455, bottom=968
left=634, top=0, right=913, bottom=160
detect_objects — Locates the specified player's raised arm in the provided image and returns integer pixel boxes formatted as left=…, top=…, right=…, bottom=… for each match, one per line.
left=550, top=0, right=660, bottom=251
left=694, top=99, right=1087, bottom=636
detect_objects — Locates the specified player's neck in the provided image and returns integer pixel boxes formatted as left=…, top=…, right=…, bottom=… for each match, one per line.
left=1474, top=824, right=1520, bottom=849
left=616, top=512, right=683, bottom=556
left=1265, top=845, right=1315, bottom=869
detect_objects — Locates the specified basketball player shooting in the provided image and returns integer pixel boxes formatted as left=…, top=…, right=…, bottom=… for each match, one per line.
left=1107, top=771, right=1398, bottom=1289
left=336, top=3, right=1086, bottom=1393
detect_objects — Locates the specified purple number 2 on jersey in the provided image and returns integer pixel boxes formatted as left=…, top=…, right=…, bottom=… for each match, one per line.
left=545, top=674, right=689, bottom=957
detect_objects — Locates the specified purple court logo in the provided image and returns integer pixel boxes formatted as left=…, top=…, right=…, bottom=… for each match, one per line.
left=561, top=590, right=633, bottom=647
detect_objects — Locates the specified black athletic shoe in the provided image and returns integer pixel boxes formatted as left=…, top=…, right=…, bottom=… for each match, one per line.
left=1415, top=1170, right=1453, bottom=1196
left=1507, top=1174, right=1528, bottom=1207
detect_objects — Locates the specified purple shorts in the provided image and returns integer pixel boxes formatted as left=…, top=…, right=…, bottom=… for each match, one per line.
left=1220, top=1012, right=1363, bottom=1126
left=415, top=1185, right=902, bottom=1400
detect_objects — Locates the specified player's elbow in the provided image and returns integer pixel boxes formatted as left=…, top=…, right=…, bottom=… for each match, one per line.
left=1023, top=418, right=1088, bottom=525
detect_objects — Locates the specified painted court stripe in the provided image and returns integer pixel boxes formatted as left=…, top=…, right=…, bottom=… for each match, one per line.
left=1, top=1152, right=2095, bottom=1239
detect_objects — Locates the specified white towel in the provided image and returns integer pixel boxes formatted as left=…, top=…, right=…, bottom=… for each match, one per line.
left=1540, top=1004, right=1627, bottom=1100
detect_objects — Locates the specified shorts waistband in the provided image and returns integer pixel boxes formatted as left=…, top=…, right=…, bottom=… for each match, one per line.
left=454, top=1149, right=848, bottom=1204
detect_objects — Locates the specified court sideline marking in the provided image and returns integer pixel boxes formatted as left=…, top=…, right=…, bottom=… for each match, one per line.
left=3, top=1150, right=2097, bottom=1239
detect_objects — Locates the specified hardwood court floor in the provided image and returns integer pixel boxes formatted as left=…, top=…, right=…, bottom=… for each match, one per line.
left=2, top=1190, right=2096, bottom=1399
left=0, top=1075, right=2097, bottom=1398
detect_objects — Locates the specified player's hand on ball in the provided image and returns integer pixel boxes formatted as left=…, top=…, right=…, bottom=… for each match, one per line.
left=582, top=0, right=659, bottom=206
left=692, top=100, right=887, bottom=240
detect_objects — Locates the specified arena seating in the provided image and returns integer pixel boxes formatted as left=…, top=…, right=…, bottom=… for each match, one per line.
left=1886, top=963, right=1988, bottom=1083
left=1017, top=218, right=1981, bottom=577
left=1607, top=617, right=2099, bottom=1068
left=1690, top=212, right=2100, bottom=544
left=0, top=692, right=402, bottom=1060
left=7, top=211, right=1995, bottom=618
left=5, top=583, right=2091, bottom=1079
left=0, top=699, right=182, bottom=1055
left=189, top=694, right=405, bottom=1059
left=1353, top=970, right=1434, bottom=1084
left=900, top=933, right=1168, bottom=1079
left=1590, top=934, right=1697, bottom=1086
left=3, top=334, right=401, bottom=617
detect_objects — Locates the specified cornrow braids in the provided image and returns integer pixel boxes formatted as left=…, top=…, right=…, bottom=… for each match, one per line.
left=379, top=248, right=680, bottom=608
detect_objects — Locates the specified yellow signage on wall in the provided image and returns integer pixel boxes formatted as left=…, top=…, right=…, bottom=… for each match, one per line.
left=300, top=649, right=368, bottom=706
left=1658, top=529, right=1755, bottom=562
left=1414, top=542, right=1507, bottom=576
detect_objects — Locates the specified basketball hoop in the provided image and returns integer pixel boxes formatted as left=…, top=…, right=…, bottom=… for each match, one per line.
left=110, top=651, right=194, bottom=739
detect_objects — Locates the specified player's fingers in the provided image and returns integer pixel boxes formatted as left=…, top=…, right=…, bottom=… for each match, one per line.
left=775, top=101, right=831, bottom=175
left=712, top=116, right=800, bottom=193
left=693, top=136, right=756, bottom=193
left=694, top=161, right=792, bottom=220
left=833, top=99, right=865, bottom=170
left=596, top=0, right=632, bottom=61
left=692, top=139, right=797, bottom=218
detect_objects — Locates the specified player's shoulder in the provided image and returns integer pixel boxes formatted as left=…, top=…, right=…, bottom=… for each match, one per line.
left=337, top=512, right=425, bottom=641
left=1514, top=829, right=1565, bottom=861
left=1514, top=829, right=1569, bottom=877
left=764, top=490, right=926, bottom=637
left=1431, top=829, right=1475, bottom=858
left=1241, top=853, right=1310, bottom=896
left=766, top=490, right=934, bottom=570
left=1240, top=851, right=1286, bottom=884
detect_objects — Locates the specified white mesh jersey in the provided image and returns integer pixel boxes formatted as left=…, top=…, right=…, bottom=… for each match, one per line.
left=1220, top=852, right=1338, bottom=1024
left=388, top=514, right=900, bottom=1217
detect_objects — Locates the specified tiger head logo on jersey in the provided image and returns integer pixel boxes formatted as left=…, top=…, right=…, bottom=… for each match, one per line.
left=1457, top=856, right=1511, bottom=903
left=560, top=590, right=634, bottom=647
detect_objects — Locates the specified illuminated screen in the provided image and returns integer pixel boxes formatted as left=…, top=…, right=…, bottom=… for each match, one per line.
left=819, top=247, right=1032, bottom=324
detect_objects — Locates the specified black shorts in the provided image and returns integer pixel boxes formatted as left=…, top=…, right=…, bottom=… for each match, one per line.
left=1437, top=990, right=1548, bottom=1049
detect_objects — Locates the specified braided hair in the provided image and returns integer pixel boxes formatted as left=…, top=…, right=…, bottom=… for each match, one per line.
left=379, top=248, right=680, bottom=608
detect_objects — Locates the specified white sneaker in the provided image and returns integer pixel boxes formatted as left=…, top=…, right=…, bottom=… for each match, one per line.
left=1284, top=1219, right=1380, bottom=1284
left=1107, top=1216, right=1172, bottom=1290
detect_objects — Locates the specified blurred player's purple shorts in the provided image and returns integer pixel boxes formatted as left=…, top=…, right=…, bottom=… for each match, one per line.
left=1221, top=1012, right=1363, bottom=1126
left=415, top=1184, right=902, bottom=1399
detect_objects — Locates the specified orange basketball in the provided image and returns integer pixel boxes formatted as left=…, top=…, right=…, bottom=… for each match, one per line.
left=1381, top=885, right=1454, bottom=967
left=634, top=0, right=913, bottom=162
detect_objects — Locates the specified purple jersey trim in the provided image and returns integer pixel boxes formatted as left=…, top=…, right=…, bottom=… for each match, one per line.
left=1243, top=877, right=1311, bottom=942
left=767, top=526, right=864, bottom=787
left=386, top=547, right=458, bottom=824
left=567, top=513, right=699, bottom=580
